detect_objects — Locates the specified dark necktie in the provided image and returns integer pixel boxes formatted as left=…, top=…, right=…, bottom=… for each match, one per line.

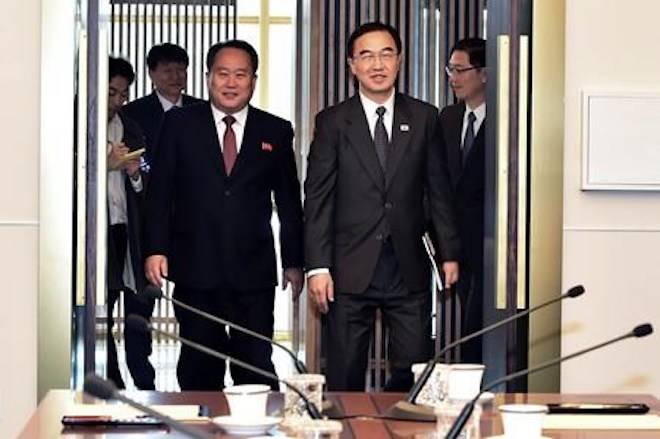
left=462, top=111, right=477, bottom=166
left=374, top=106, right=389, bottom=169
left=223, top=115, right=237, bottom=175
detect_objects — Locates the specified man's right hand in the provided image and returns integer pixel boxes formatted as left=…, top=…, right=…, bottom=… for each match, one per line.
left=307, top=272, right=334, bottom=314
left=145, top=255, right=168, bottom=287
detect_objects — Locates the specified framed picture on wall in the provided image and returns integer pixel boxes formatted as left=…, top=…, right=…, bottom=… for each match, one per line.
left=582, top=90, right=660, bottom=191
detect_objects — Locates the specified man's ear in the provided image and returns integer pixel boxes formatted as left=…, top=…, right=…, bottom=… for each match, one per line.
left=479, top=68, right=487, bottom=84
left=347, top=58, right=357, bottom=76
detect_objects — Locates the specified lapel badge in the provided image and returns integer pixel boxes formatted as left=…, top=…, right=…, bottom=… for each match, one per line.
left=400, top=124, right=410, bottom=132
left=261, top=142, right=274, bottom=152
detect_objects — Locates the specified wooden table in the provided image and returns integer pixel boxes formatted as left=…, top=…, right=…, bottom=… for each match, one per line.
left=18, top=390, right=660, bottom=438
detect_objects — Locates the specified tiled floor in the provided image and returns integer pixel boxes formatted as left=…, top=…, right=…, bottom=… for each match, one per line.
left=108, top=337, right=298, bottom=391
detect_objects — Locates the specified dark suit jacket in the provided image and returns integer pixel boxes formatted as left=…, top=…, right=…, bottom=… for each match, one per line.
left=107, top=112, right=148, bottom=293
left=123, top=92, right=203, bottom=163
left=439, top=102, right=485, bottom=273
left=144, top=102, right=304, bottom=291
left=304, top=93, right=460, bottom=294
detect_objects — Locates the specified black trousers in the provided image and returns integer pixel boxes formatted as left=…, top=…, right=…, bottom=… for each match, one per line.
left=456, top=262, right=484, bottom=364
left=173, top=284, right=278, bottom=391
left=107, top=224, right=156, bottom=390
left=326, top=240, right=432, bottom=391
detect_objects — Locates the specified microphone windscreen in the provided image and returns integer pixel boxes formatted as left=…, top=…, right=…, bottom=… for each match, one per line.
left=633, top=323, right=653, bottom=338
left=566, top=285, right=585, bottom=298
left=84, top=373, right=117, bottom=400
left=126, top=314, right=151, bottom=335
left=143, top=284, right=164, bottom=300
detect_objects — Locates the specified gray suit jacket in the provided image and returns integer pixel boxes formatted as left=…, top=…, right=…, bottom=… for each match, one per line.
left=304, top=93, right=460, bottom=294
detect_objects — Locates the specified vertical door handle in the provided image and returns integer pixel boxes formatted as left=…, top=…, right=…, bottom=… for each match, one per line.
left=496, top=35, right=510, bottom=310
left=517, top=35, right=530, bottom=309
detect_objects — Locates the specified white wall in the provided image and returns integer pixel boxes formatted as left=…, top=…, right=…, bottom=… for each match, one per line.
left=562, top=0, right=660, bottom=395
left=0, top=1, right=41, bottom=437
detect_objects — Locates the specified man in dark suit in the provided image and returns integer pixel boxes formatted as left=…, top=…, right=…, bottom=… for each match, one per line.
left=144, top=40, right=304, bottom=390
left=123, top=43, right=203, bottom=165
left=304, top=22, right=461, bottom=391
left=439, top=38, right=487, bottom=363
left=106, top=57, right=155, bottom=390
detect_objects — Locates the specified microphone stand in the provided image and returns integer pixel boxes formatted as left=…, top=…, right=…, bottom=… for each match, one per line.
left=127, top=315, right=324, bottom=420
left=444, top=323, right=653, bottom=438
left=142, top=285, right=342, bottom=418
left=385, top=285, right=585, bottom=421
left=84, top=373, right=213, bottom=439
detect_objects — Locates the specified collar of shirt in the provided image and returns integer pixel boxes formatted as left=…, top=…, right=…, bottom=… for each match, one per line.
left=211, top=103, right=249, bottom=153
left=462, top=101, right=486, bottom=136
left=156, top=90, right=183, bottom=112
left=359, top=90, right=395, bottom=140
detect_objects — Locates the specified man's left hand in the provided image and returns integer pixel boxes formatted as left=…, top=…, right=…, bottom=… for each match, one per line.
left=442, top=261, right=459, bottom=288
left=283, top=267, right=304, bottom=300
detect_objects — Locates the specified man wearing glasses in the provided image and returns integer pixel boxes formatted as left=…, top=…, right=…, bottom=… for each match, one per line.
left=304, top=22, right=460, bottom=391
left=440, top=37, right=487, bottom=363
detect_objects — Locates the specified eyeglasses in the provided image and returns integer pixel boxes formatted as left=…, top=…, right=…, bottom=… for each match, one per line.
left=445, top=65, right=480, bottom=76
left=353, top=50, right=398, bottom=65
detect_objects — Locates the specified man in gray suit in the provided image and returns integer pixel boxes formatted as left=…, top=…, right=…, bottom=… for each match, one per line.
left=304, top=22, right=460, bottom=391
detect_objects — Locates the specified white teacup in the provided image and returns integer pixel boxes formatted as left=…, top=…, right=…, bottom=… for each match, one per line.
left=446, top=364, right=485, bottom=401
left=499, top=404, right=548, bottom=439
left=224, top=384, right=270, bottom=419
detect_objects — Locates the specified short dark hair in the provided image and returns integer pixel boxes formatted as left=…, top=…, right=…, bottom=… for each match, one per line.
left=347, top=22, right=402, bottom=58
left=109, top=56, right=135, bottom=84
left=451, top=38, right=486, bottom=68
left=146, top=43, right=189, bottom=70
left=206, top=40, right=259, bottom=74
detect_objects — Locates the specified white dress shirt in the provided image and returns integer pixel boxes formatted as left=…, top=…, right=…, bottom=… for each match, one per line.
left=461, top=102, right=486, bottom=148
left=156, top=90, right=183, bottom=112
left=107, top=113, right=142, bottom=292
left=211, top=103, right=249, bottom=154
left=360, top=90, right=395, bottom=141
left=107, top=114, right=143, bottom=225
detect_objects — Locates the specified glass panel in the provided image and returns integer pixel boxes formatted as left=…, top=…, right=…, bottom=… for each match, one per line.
left=268, top=24, right=295, bottom=120
left=270, top=0, right=295, bottom=16
left=238, top=0, right=261, bottom=16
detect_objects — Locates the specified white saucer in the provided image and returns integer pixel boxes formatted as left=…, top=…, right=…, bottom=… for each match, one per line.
left=212, top=415, right=281, bottom=436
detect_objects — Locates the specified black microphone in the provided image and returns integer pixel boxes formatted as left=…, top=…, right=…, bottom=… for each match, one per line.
left=142, top=285, right=308, bottom=374
left=445, top=323, right=654, bottom=439
left=83, top=373, right=213, bottom=439
left=126, top=314, right=323, bottom=420
left=386, top=285, right=585, bottom=421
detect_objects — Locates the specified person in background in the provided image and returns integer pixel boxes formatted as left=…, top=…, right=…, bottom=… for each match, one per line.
left=439, top=37, right=487, bottom=363
left=123, top=43, right=203, bottom=166
left=106, top=56, right=155, bottom=390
